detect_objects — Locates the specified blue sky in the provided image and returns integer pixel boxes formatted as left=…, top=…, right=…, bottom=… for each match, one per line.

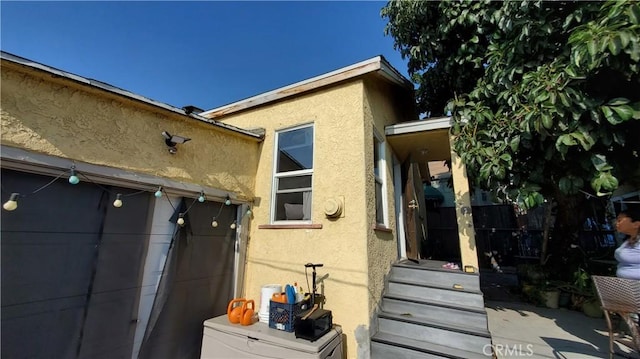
left=1, top=1, right=409, bottom=111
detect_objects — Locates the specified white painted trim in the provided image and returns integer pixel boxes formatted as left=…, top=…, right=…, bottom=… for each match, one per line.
left=270, top=124, right=315, bottom=224
left=393, top=157, right=407, bottom=259
left=234, top=204, right=249, bottom=298
left=201, top=56, right=412, bottom=119
left=374, top=130, right=389, bottom=227
left=385, top=117, right=452, bottom=136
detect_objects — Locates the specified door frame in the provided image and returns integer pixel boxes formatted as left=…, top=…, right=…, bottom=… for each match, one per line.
left=393, top=158, right=407, bottom=258
left=387, top=118, right=479, bottom=271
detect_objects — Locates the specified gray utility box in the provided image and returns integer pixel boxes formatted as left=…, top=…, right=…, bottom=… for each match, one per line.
left=201, top=315, right=343, bottom=359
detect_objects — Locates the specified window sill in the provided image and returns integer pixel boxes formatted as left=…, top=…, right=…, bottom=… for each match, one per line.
left=373, top=225, right=392, bottom=233
left=258, top=224, right=323, bottom=229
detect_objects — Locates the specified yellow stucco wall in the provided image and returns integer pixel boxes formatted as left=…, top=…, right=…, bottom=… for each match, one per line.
left=449, top=135, right=479, bottom=271
left=0, top=63, right=259, bottom=199
left=362, top=78, right=415, bottom=318
left=209, top=81, right=378, bottom=358
left=1, top=59, right=417, bottom=358
left=209, top=76, right=417, bottom=358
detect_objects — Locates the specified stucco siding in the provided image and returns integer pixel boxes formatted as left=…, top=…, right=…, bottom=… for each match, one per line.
left=0, top=65, right=259, bottom=199
left=212, top=81, right=371, bottom=358
left=362, top=78, right=414, bottom=319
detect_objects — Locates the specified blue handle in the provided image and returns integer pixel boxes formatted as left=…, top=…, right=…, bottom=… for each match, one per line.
left=285, top=285, right=295, bottom=304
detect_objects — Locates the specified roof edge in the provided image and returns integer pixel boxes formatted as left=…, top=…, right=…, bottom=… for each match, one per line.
left=0, top=51, right=263, bottom=141
left=201, top=55, right=413, bottom=119
left=385, top=117, right=453, bottom=136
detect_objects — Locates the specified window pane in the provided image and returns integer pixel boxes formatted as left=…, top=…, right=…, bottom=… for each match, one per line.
left=277, top=127, right=313, bottom=172
left=375, top=181, right=384, bottom=224
left=373, top=138, right=380, bottom=178
left=277, top=175, right=312, bottom=191
left=273, top=126, right=313, bottom=222
left=274, top=191, right=311, bottom=221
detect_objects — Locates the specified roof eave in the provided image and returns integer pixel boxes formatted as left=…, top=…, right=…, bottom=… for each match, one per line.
left=201, top=55, right=413, bottom=119
left=0, top=51, right=264, bottom=141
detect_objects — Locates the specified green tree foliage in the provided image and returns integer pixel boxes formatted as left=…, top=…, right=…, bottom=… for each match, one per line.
left=383, top=0, right=640, bottom=209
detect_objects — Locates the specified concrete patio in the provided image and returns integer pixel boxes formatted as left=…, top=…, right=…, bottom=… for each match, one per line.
left=485, top=296, right=638, bottom=358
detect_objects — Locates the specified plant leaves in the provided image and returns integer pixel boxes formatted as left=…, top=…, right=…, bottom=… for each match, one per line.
left=611, top=105, right=634, bottom=121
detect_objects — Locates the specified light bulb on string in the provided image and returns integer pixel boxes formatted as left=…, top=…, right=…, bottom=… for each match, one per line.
left=68, top=168, right=80, bottom=185
left=198, top=191, right=206, bottom=203
left=154, top=187, right=163, bottom=198
left=225, top=195, right=231, bottom=206
left=113, top=194, right=123, bottom=208
left=245, top=207, right=252, bottom=216
left=211, top=217, right=218, bottom=228
left=3, top=193, right=19, bottom=211
left=230, top=220, right=237, bottom=230
left=177, top=213, right=185, bottom=226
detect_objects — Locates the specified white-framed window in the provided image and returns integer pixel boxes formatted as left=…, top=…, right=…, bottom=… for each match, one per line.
left=272, top=124, right=314, bottom=222
left=374, top=132, right=388, bottom=226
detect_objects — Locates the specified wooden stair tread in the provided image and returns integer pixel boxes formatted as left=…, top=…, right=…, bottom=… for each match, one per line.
left=394, top=259, right=480, bottom=276
left=378, top=311, right=492, bottom=338
left=383, top=294, right=487, bottom=314
left=372, top=331, right=491, bottom=359
left=389, top=278, right=484, bottom=295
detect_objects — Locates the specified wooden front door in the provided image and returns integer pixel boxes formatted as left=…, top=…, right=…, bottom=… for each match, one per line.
left=404, top=162, right=427, bottom=261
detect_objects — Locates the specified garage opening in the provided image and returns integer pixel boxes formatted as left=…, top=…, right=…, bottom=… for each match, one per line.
left=1, top=168, right=237, bottom=359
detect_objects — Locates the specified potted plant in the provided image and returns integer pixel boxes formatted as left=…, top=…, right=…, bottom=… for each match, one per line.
left=518, top=264, right=546, bottom=305
left=557, top=283, right=573, bottom=308
left=522, top=277, right=562, bottom=308
left=570, top=268, right=603, bottom=318
left=541, top=281, right=561, bottom=309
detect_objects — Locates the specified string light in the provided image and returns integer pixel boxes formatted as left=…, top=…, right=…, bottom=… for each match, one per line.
left=3, top=193, right=19, bottom=211
left=113, top=194, right=123, bottom=208
left=68, top=167, right=80, bottom=185
left=3, top=165, right=249, bottom=230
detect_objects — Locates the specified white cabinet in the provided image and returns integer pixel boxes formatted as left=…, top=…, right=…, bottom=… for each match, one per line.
left=201, top=315, right=343, bottom=359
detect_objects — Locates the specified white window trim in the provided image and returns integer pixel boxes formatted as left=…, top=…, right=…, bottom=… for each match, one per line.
left=374, top=131, right=389, bottom=227
left=271, top=123, right=314, bottom=224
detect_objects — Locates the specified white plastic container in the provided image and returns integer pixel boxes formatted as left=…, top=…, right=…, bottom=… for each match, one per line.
left=201, top=315, right=343, bottom=359
left=259, top=284, right=282, bottom=323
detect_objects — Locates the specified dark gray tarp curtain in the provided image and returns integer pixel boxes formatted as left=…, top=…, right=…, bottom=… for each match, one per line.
left=138, top=199, right=236, bottom=359
left=139, top=198, right=186, bottom=350
left=2, top=168, right=236, bottom=359
left=1, top=169, right=150, bottom=359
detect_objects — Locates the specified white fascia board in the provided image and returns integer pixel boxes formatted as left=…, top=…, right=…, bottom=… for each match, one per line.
left=202, top=56, right=412, bottom=119
left=385, top=117, right=453, bottom=136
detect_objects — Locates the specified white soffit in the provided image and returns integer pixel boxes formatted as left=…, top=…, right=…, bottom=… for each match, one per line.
left=385, top=117, right=453, bottom=136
